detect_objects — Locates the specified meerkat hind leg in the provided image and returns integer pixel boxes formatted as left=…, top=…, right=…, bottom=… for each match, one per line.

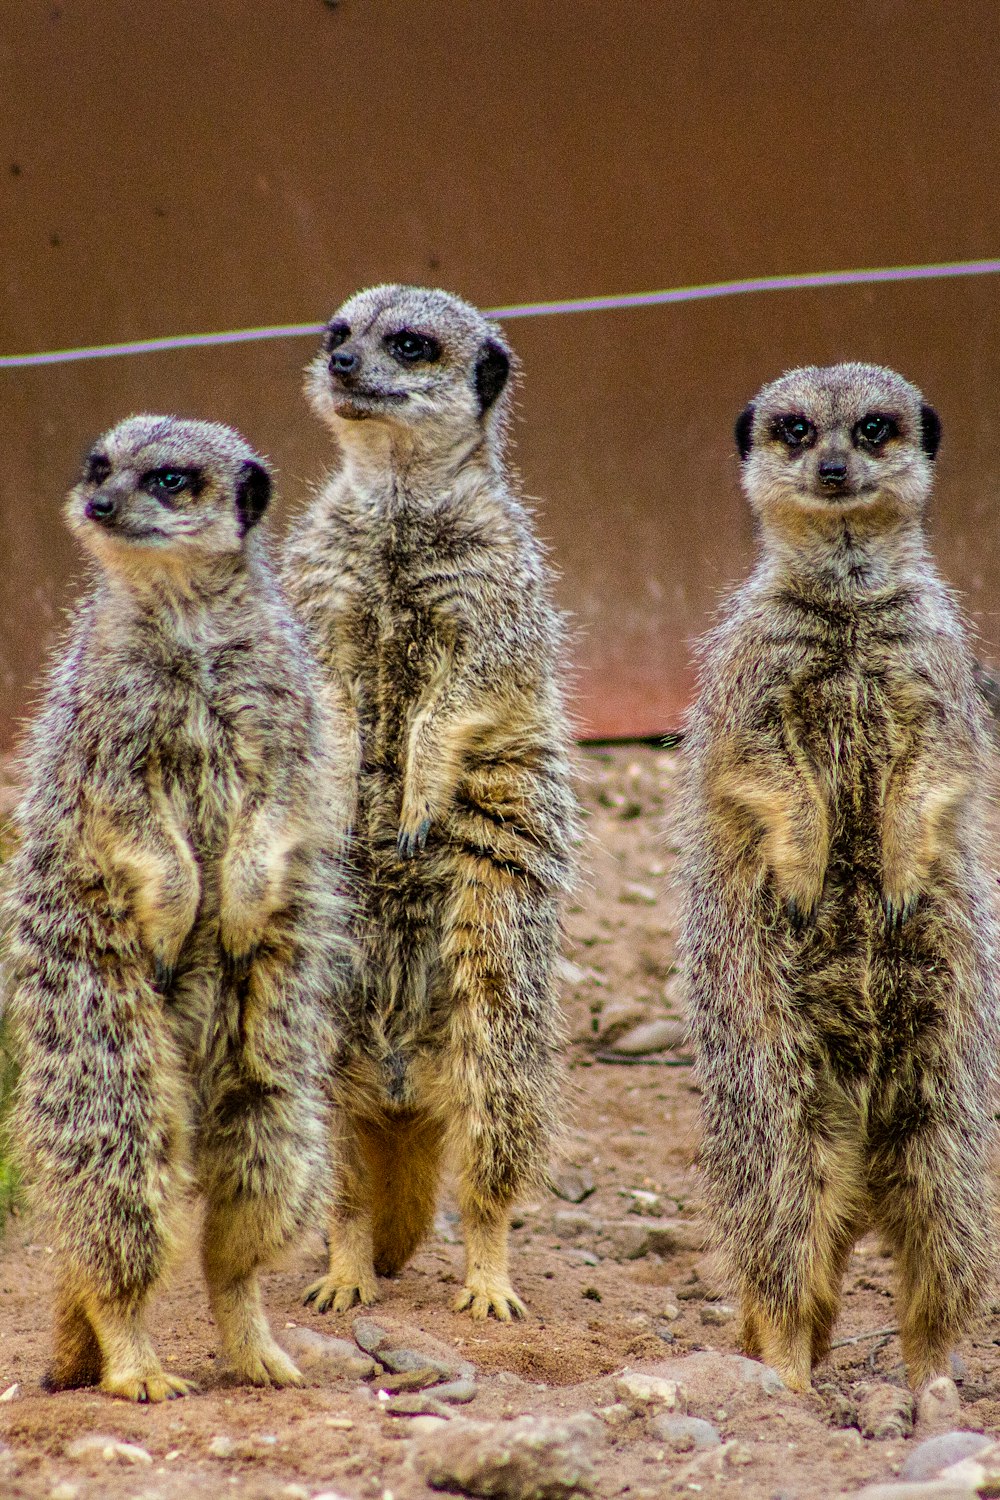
left=83, top=1290, right=192, bottom=1402
left=43, top=1283, right=104, bottom=1391
left=366, top=1111, right=444, bottom=1276
left=304, top=1110, right=379, bottom=1314
left=454, top=1192, right=526, bottom=1322
left=203, top=1204, right=303, bottom=1388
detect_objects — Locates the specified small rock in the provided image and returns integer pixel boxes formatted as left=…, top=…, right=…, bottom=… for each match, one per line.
left=434, top=1378, right=478, bottom=1404
left=699, top=1304, right=735, bottom=1326
left=556, top=958, right=587, bottom=987
left=856, top=1382, right=915, bottom=1440
left=615, top=1370, right=682, bottom=1414
left=939, top=1440, right=1000, bottom=1485
left=280, top=1326, right=378, bottom=1381
left=379, top=1347, right=461, bottom=1382
left=609, top=1019, right=688, bottom=1055
left=550, top=1167, right=596, bottom=1204
left=726, top=1442, right=753, bottom=1466
left=553, top=1209, right=600, bottom=1241
left=949, top=1352, right=968, bottom=1383
left=659, top=1302, right=680, bottom=1321
left=416, top=1412, right=603, bottom=1499
left=64, top=1436, right=153, bottom=1465
left=381, top=1365, right=452, bottom=1392
left=847, top=1484, right=977, bottom=1499
left=594, top=999, right=649, bottom=1045
left=388, top=1393, right=452, bottom=1418
left=916, top=1376, right=961, bottom=1426
left=0, top=1383, right=18, bottom=1402
left=593, top=1404, right=632, bottom=1429
left=353, top=1316, right=392, bottom=1354
left=49, top=1486, right=80, bottom=1500
left=662, top=1353, right=783, bottom=1415
left=647, top=1414, right=721, bottom=1452
left=902, top=1431, right=993, bottom=1481
left=208, top=1435, right=236, bottom=1458
left=603, top=1217, right=706, bottom=1260
left=620, top=882, right=657, bottom=906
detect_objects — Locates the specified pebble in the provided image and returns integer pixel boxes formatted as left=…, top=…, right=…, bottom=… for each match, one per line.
left=603, top=1216, right=706, bottom=1260
left=609, top=1019, right=688, bottom=1055
left=661, top=1352, right=784, bottom=1415
left=387, top=1392, right=452, bottom=1418
left=378, top=1346, right=463, bottom=1382
left=550, top=1166, right=596, bottom=1204
left=593, top=1403, right=632, bottom=1429
left=49, top=1486, right=81, bottom=1500
left=647, top=1414, right=721, bottom=1452
left=615, top=1370, right=682, bottom=1414
left=699, top=1304, right=736, bottom=1326
left=64, top=1436, right=153, bottom=1465
left=902, top=1431, right=994, bottom=1481
left=594, top=999, right=648, bottom=1045
left=433, top=1377, right=478, bottom=1404
left=857, top=1382, right=915, bottom=1440
left=353, top=1316, right=392, bottom=1355
left=552, top=1208, right=600, bottom=1241
left=619, top=883, right=658, bottom=906
left=415, top=1412, right=603, bottom=1499
left=916, top=1376, right=961, bottom=1426
left=279, top=1326, right=379, bottom=1381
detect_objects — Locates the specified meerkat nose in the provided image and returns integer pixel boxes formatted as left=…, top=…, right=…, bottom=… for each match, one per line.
left=329, top=350, right=359, bottom=377
left=818, top=460, right=848, bottom=487
left=85, top=494, right=117, bottom=522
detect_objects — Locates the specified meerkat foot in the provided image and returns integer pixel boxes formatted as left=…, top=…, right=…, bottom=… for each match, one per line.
left=102, top=1366, right=194, bottom=1403
left=303, top=1270, right=379, bottom=1314
left=231, top=1337, right=303, bottom=1389
left=454, top=1274, right=527, bottom=1322
left=753, top=1315, right=813, bottom=1393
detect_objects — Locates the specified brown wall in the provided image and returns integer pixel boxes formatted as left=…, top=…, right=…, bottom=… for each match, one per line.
left=3, top=1, right=1000, bottom=743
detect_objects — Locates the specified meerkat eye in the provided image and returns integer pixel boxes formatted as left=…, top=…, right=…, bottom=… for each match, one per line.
left=853, top=414, right=899, bottom=448
left=323, top=321, right=350, bottom=352
left=386, top=329, right=441, bottom=364
left=84, top=453, right=111, bottom=485
left=143, top=467, right=199, bottom=501
left=773, top=415, right=816, bottom=449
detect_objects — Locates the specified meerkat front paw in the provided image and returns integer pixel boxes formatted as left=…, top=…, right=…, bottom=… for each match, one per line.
left=220, top=940, right=260, bottom=983
left=454, top=1274, right=527, bottom=1322
left=231, top=1338, right=303, bottom=1389
left=397, top=812, right=432, bottom=859
left=101, top=1364, right=194, bottom=1402
left=882, top=871, right=922, bottom=929
left=303, top=1271, right=379, bottom=1314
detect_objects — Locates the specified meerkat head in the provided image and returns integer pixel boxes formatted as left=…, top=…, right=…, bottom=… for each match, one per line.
left=735, top=363, right=941, bottom=534
left=65, top=415, right=271, bottom=575
left=304, top=284, right=514, bottom=459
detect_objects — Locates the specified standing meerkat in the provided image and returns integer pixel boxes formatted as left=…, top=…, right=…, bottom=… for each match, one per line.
left=678, top=364, right=999, bottom=1393
left=5, top=416, right=351, bottom=1400
left=282, top=284, right=578, bottom=1320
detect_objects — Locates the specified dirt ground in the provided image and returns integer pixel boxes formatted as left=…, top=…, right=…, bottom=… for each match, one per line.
left=2, top=745, right=1000, bottom=1500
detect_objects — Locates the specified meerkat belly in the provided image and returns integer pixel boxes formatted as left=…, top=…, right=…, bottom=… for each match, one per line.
left=154, top=691, right=242, bottom=866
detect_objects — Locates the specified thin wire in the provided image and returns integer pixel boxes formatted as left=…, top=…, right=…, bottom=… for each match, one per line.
left=2, top=256, right=999, bottom=371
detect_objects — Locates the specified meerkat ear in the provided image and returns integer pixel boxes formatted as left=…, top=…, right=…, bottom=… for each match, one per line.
left=474, top=340, right=510, bottom=415
left=735, top=403, right=755, bottom=460
left=920, top=404, right=942, bottom=460
left=235, top=459, right=271, bottom=534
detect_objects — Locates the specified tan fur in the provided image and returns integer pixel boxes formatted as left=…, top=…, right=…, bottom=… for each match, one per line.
left=678, top=365, right=1000, bottom=1391
left=283, top=285, right=579, bottom=1319
left=4, top=416, right=352, bottom=1399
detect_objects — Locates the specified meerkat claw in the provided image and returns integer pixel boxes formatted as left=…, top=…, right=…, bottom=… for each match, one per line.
left=153, top=958, right=176, bottom=992
left=396, top=819, right=431, bottom=859
left=454, top=1283, right=527, bottom=1321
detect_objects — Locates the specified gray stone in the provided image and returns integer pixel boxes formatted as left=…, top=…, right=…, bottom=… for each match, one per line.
left=279, top=1326, right=378, bottom=1381
left=901, top=1431, right=993, bottom=1481
left=416, top=1413, right=603, bottom=1499
left=857, top=1382, right=914, bottom=1440
left=434, top=1377, right=478, bottom=1404
left=614, top=1370, right=682, bottom=1414
left=65, top=1436, right=153, bottom=1465
left=609, top=1019, right=688, bottom=1055
left=662, top=1352, right=783, bottom=1415
left=388, top=1392, right=452, bottom=1418
left=353, top=1315, right=392, bottom=1354
left=647, top=1414, right=721, bottom=1452
left=594, top=999, right=649, bottom=1045
left=916, top=1376, right=961, bottom=1426
left=699, top=1304, right=735, bottom=1326
left=603, top=1217, right=706, bottom=1260
left=550, top=1167, right=596, bottom=1204
left=378, top=1345, right=461, bottom=1381
left=552, top=1209, right=600, bottom=1241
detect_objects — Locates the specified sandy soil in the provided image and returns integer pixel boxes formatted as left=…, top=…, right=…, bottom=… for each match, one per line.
left=1, top=745, right=999, bottom=1500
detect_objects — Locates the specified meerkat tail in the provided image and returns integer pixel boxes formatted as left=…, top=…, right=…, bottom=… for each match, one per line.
left=361, top=1112, right=445, bottom=1275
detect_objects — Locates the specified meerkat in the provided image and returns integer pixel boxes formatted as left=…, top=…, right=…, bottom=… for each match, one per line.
left=4, top=415, right=351, bottom=1401
left=678, top=363, right=1000, bottom=1393
left=282, top=284, right=578, bottom=1321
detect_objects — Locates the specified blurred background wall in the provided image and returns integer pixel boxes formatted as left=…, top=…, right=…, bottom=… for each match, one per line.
left=2, top=0, right=999, bottom=744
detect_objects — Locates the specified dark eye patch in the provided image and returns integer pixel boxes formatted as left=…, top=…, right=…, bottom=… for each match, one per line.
left=386, top=329, right=441, bottom=364
left=772, top=414, right=816, bottom=449
left=323, top=321, right=350, bottom=352
left=85, top=453, right=111, bottom=485
left=852, top=413, right=900, bottom=449
left=141, top=467, right=203, bottom=502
